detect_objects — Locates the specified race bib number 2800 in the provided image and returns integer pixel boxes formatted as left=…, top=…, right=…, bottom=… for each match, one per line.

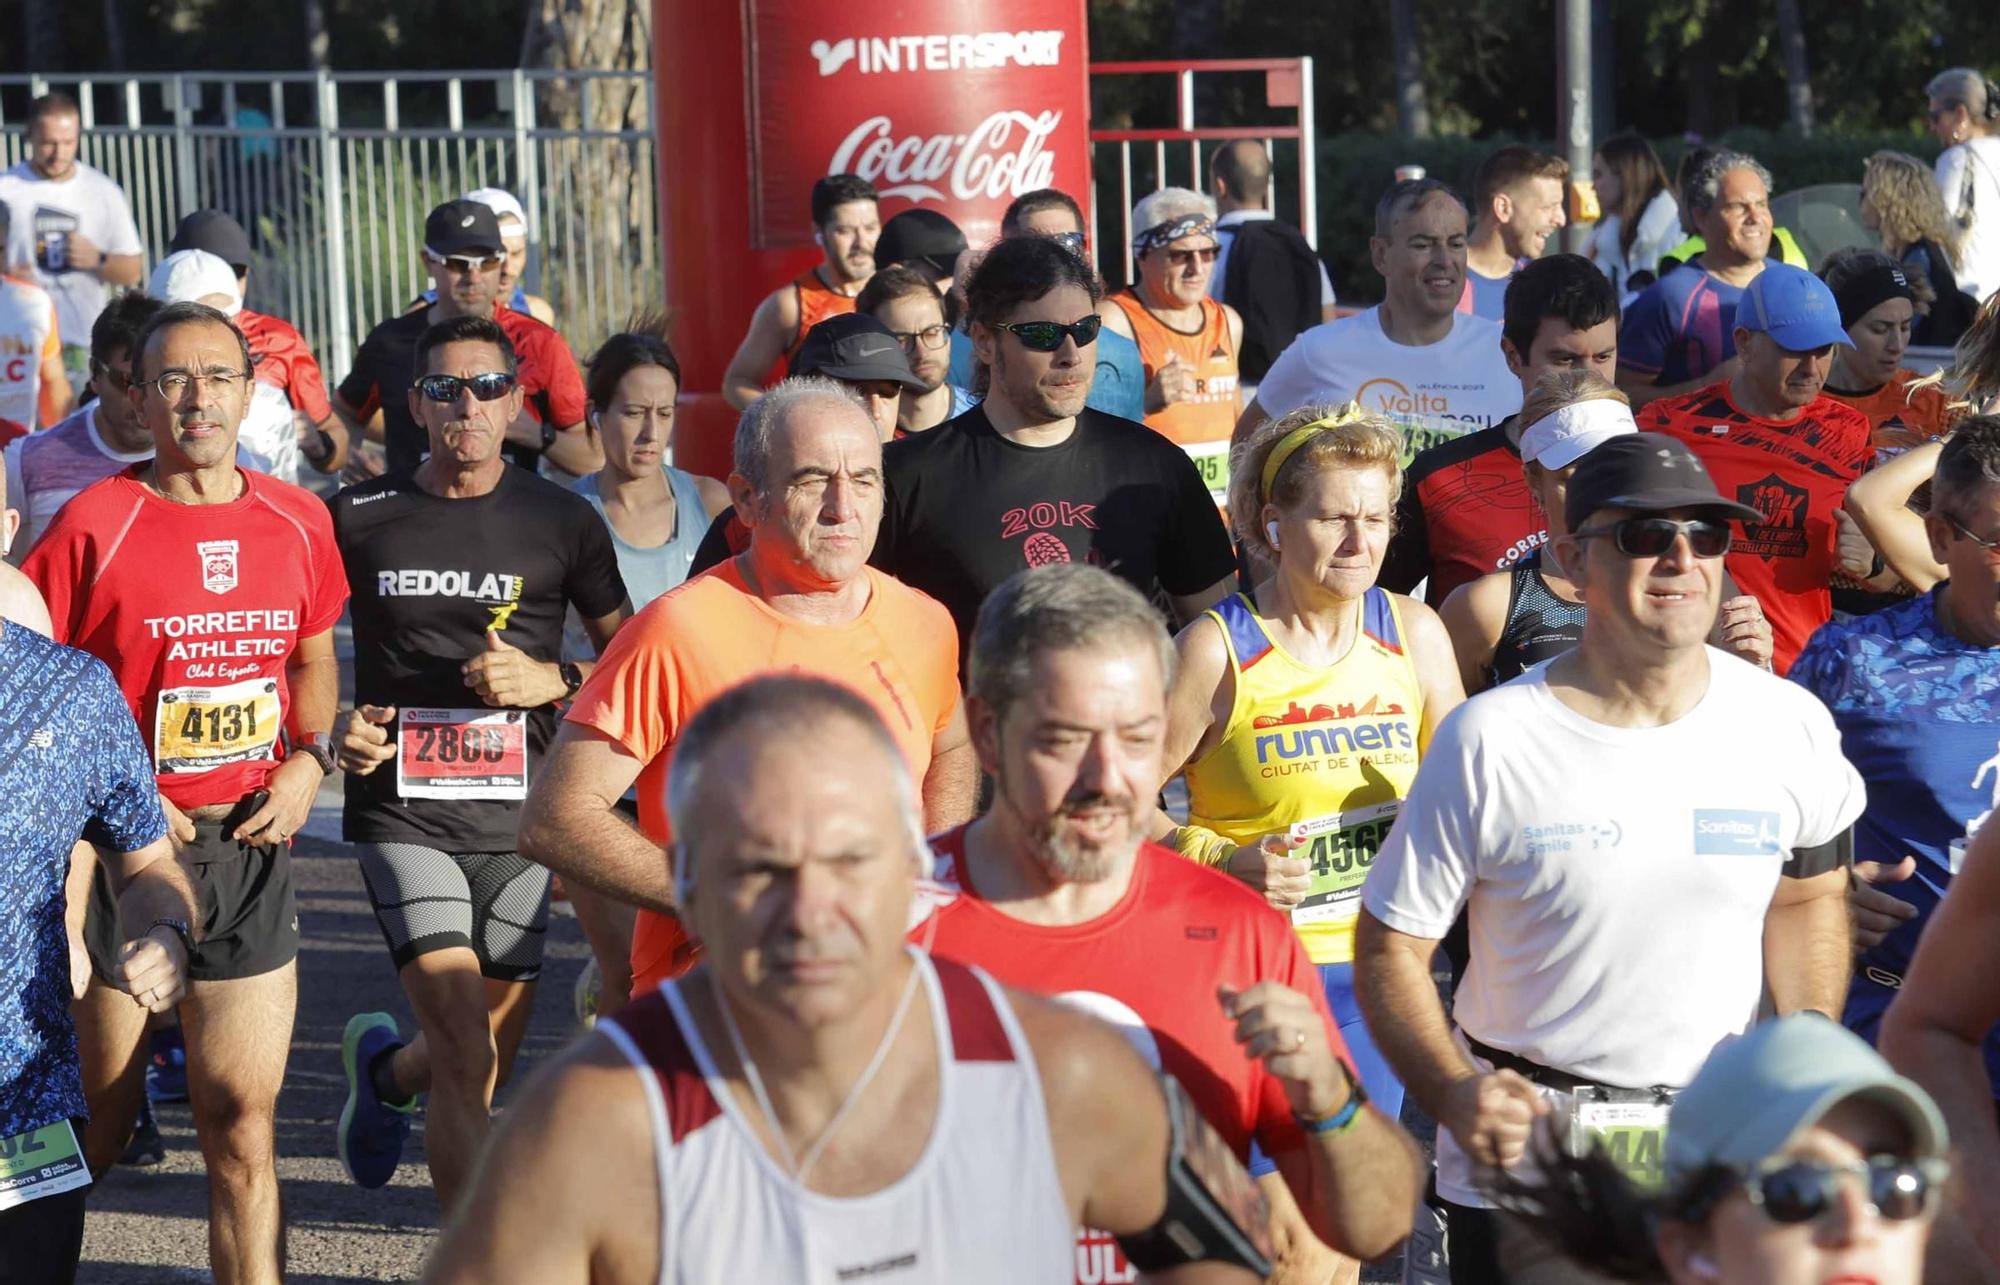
left=397, top=708, right=528, bottom=801
left=154, top=677, right=282, bottom=775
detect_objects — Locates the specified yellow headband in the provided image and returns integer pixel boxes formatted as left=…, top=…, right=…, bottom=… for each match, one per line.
left=1259, top=403, right=1368, bottom=502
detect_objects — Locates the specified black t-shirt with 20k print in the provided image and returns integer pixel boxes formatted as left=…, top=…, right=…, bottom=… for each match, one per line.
left=332, top=466, right=626, bottom=851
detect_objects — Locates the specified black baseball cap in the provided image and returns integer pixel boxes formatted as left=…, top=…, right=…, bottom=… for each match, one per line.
left=1563, top=432, right=1765, bottom=532
left=874, top=208, right=967, bottom=275
left=424, top=200, right=505, bottom=258
left=170, top=209, right=253, bottom=271
left=789, top=314, right=926, bottom=390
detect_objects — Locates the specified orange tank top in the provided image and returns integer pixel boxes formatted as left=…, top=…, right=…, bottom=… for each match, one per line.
left=786, top=268, right=860, bottom=360
left=1111, top=292, right=1240, bottom=447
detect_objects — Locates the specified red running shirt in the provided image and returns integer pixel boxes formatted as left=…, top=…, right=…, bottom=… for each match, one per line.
left=1641, top=386, right=1872, bottom=674
left=23, top=467, right=348, bottom=810
left=912, top=827, right=1351, bottom=1285
left=236, top=307, right=333, bottom=424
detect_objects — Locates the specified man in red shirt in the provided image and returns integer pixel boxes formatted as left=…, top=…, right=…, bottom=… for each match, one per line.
left=1639, top=263, right=1874, bottom=673
left=335, top=199, right=598, bottom=479
left=911, top=563, right=1420, bottom=1284
left=24, top=301, right=347, bottom=1283
left=171, top=209, right=349, bottom=473
left=1381, top=254, right=1621, bottom=606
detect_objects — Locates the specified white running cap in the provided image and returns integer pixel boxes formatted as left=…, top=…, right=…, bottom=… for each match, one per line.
left=148, top=249, right=241, bottom=316
left=464, top=187, right=528, bottom=232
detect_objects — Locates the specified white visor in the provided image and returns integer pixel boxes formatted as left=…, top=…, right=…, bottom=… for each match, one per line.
left=1519, top=399, right=1637, bottom=469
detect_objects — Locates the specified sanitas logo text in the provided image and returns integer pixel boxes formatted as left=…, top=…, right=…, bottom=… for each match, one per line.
left=810, top=31, right=1064, bottom=78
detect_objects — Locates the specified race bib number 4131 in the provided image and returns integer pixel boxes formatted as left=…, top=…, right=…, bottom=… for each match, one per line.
left=154, top=677, right=282, bottom=774
left=397, top=708, right=528, bottom=801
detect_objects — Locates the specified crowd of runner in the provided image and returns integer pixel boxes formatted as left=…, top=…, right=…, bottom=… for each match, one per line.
left=4, top=65, right=2000, bottom=1285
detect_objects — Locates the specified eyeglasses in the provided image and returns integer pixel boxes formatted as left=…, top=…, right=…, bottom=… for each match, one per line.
left=1046, top=231, right=1087, bottom=257
left=1742, top=1157, right=1943, bottom=1226
left=145, top=369, right=251, bottom=400
left=1165, top=245, right=1220, bottom=269
left=427, top=252, right=503, bottom=275
left=1571, top=516, right=1732, bottom=559
left=94, top=364, right=134, bottom=393
left=890, top=324, right=951, bottom=353
left=1943, top=512, right=2000, bottom=555
left=996, top=314, right=1102, bottom=353
left=414, top=372, right=517, bottom=403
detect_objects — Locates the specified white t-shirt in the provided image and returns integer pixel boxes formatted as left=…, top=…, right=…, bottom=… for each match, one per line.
left=1255, top=307, right=1520, bottom=456
left=0, top=161, right=144, bottom=347
left=238, top=378, right=298, bottom=484
left=1937, top=138, right=2000, bottom=305
left=1361, top=648, right=1865, bottom=1208
left=0, top=275, right=58, bottom=428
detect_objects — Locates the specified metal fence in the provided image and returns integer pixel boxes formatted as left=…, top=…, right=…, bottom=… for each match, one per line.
left=0, top=71, right=660, bottom=380
left=1088, top=57, right=1317, bottom=288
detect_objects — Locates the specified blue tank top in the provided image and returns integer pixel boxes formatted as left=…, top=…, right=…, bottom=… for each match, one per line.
left=574, top=465, right=711, bottom=610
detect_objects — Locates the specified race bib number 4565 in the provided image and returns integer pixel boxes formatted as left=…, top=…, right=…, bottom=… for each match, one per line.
left=154, top=677, right=282, bottom=774
left=397, top=708, right=528, bottom=801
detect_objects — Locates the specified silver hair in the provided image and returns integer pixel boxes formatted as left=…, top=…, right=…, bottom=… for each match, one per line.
left=731, top=375, right=869, bottom=494
left=1928, top=68, right=1999, bottom=122
left=968, top=564, right=1177, bottom=721
left=1933, top=416, right=2000, bottom=520
left=664, top=675, right=930, bottom=905
left=1130, top=187, right=1216, bottom=241
left=1685, top=150, right=1774, bottom=219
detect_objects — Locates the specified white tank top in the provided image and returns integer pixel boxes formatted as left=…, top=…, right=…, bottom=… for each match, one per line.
left=0, top=276, right=57, bottom=429
left=601, top=951, right=1074, bottom=1284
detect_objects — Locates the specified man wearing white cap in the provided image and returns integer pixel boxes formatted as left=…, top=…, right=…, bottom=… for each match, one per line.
left=149, top=249, right=324, bottom=485
left=1440, top=372, right=1772, bottom=693
left=463, top=188, right=554, bottom=327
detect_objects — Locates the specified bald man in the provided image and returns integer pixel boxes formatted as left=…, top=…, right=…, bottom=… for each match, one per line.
left=1208, top=140, right=1336, bottom=388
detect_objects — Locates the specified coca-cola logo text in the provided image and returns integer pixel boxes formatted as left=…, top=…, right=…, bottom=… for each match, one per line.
left=830, top=111, right=1061, bottom=203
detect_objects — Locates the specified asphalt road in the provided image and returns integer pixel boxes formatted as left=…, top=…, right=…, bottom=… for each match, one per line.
left=74, top=778, right=597, bottom=1285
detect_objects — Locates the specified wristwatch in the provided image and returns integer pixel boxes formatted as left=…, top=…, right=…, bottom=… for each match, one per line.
left=147, top=917, right=195, bottom=958
left=294, top=733, right=337, bottom=777
left=558, top=661, right=584, bottom=700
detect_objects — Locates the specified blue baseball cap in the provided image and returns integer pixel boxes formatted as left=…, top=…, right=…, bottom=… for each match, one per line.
left=1735, top=263, right=1853, bottom=353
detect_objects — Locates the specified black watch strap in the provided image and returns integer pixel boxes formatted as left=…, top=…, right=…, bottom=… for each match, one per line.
left=295, top=735, right=337, bottom=777
left=559, top=661, right=584, bottom=699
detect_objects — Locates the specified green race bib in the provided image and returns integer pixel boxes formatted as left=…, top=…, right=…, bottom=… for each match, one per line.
left=1290, top=801, right=1399, bottom=927
left=0, top=1119, right=90, bottom=1211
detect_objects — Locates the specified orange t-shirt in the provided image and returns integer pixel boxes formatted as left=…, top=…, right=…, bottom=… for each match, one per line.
left=563, top=559, right=961, bottom=993
left=785, top=268, right=860, bottom=362
left=1824, top=368, right=1963, bottom=458
left=1110, top=292, right=1239, bottom=447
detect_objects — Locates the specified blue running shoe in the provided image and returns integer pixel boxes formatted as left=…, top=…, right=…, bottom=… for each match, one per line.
left=337, top=1012, right=414, bottom=1189
left=145, top=1025, right=188, bottom=1103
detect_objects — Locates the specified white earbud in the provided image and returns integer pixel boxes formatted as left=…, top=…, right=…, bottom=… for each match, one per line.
left=587, top=409, right=599, bottom=430
left=1266, top=520, right=1282, bottom=549
left=813, top=230, right=825, bottom=249
left=1688, top=1252, right=1719, bottom=1281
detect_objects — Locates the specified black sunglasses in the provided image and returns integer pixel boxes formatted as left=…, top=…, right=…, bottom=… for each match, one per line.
left=997, top=314, right=1102, bottom=353
left=1743, top=1157, right=1941, bottom=1225
left=415, top=372, right=517, bottom=403
left=1572, top=516, right=1732, bottom=559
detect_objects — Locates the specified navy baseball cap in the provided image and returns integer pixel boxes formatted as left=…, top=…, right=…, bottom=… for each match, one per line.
left=424, top=200, right=505, bottom=258
left=170, top=209, right=254, bottom=271
left=789, top=314, right=926, bottom=390
left=1564, top=432, right=1765, bottom=532
left=1736, top=263, right=1853, bottom=353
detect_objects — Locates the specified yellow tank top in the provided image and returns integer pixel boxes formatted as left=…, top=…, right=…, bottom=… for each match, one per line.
left=1184, top=589, right=1427, bottom=965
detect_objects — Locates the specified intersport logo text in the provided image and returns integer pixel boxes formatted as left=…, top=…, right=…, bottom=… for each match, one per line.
left=829, top=111, right=1061, bottom=203
left=809, top=31, right=1065, bottom=78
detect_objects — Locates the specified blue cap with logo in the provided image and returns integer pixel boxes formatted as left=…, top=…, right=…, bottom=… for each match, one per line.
left=1735, top=263, right=1853, bottom=353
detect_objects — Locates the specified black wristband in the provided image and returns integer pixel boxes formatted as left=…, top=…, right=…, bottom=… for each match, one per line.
left=304, top=428, right=336, bottom=462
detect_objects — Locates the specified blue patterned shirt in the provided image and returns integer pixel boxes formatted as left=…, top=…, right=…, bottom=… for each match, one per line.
left=1793, top=589, right=2000, bottom=1091
left=0, top=622, right=166, bottom=1137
